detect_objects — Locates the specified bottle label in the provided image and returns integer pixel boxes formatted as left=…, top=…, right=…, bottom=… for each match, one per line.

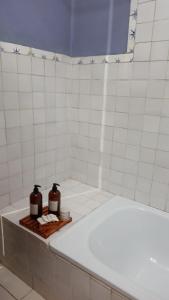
left=49, top=200, right=58, bottom=212
left=30, top=204, right=38, bottom=215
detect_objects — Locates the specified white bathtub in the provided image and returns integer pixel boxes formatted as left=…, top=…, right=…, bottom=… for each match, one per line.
left=50, top=196, right=169, bottom=300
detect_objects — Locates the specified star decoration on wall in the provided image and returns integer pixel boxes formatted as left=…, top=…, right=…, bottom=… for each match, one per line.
left=130, top=30, right=136, bottom=39
left=13, top=48, right=20, bottom=54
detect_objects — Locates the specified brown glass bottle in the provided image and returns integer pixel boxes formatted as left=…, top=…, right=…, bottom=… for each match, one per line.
left=48, top=183, right=61, bottom=217
left=30, top=185, right=42, bottom=219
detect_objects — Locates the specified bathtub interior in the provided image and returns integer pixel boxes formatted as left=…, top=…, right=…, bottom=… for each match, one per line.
left=89, top=207, right=169, bottom=298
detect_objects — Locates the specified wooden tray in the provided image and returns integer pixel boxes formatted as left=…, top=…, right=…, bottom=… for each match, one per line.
left=19, top=206, right=72, bottom=239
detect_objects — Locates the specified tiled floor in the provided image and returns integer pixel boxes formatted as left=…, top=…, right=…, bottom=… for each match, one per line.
left=0, top=264, right=45, bottom=299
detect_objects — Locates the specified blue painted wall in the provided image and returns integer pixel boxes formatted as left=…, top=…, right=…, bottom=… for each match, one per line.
left=0, top=0, right=130, bottom=57
left=70, top=0, right=130, bottom=57
left=0, top=0, right=71, bottom=55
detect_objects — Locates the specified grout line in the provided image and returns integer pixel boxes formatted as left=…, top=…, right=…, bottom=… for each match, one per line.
left=0, top=282, right=17, bottom=300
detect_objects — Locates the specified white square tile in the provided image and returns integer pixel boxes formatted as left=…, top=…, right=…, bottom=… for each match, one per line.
left=153, top=166, right=169, bottom=184
left=33, top=92, right=45, bottom=108
left=141, top=132, right=158, bottom=149
left=153, top=19, right=169, bottom=41
left=8, top=159, right=22, bottom=176
left=19, top=92, right=33, bottom=109
left=20, top=110, right=33, bottom=126
left=55, top=78, right=66, bottom=93
left=5, top=110, right=20, bottom=128
left=136, top=22, right=153, bottom=42
left=155, top=0, right=169, bottom=20
left=156, top=150, right=169, bottom=168
left=136, top=177, right=151, bottom=194
left=134, top=42, right=151, bottom=61
left=149, top=61, right=167, bottom=80
left=17, top=55, right=31, bottom=74
left=145, top=99, right=162, bottom=115
left=2, top=73, right=18, bottom=91
left=9, top=174, right=22, bottom=191
left=45, top=60, right=55, bottom=77
left=45, top=76, right=55, bottom=93
left=1, top=52, right=17, bottom=73
left=147, top=80, right=165, bottom=98
left=140, top=147, right=155, bottom=164
left=138, top=1, right=155, bottom=23
left=143, top=115, right=160, bottom=133
left=130, top=80, right=147, bottom=97
left=6, top=127, right=20, bottom=144
left=138, top=162, right=154, bottom=180
left=34, top=109, right=45, bottom=124
left=133, top=62, right=149, bottom=79
left=32, top=76, right=44, bottom=92
left=22, top=140, right=34, bottom=157
left=7, top=143, right=21, bottom=161
left=32, top=57, right=44, bottom=75
left=18, top=74, right=32, bottom=92
left=151, top=41, right=169, bottom=61
left=158, top=134, right=169, bottom=151
left=3, top=92, right=19, bottom=110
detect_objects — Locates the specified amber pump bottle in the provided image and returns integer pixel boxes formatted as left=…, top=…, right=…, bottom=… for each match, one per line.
left=30, top=185, right=42, bottom=219
left=48, top=183, right=61, bottom=217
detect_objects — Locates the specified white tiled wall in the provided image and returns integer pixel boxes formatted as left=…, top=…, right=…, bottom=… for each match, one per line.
left=1, top=0, right=169, bottom=213
left=0, top=53, right=71, bottom=207
left=68, top=0, right=169, bottom=212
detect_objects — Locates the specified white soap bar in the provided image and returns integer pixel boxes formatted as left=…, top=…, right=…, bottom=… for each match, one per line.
left=37, top=217, right=47, bottom=225
left=47, top=214, right=54, bottom=222
left=52, top=215, right=59, bottom=222
left=37, top=214, right=59, bottom=225
left=42, top=215, right=49, bottom=223
left=48, top=214, right=59, bottom=222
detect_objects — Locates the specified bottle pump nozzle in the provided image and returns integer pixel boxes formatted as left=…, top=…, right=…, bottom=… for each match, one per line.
left=52, top=183, right=60, bottom=192
left=33, top=185, right=41, bottom=194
